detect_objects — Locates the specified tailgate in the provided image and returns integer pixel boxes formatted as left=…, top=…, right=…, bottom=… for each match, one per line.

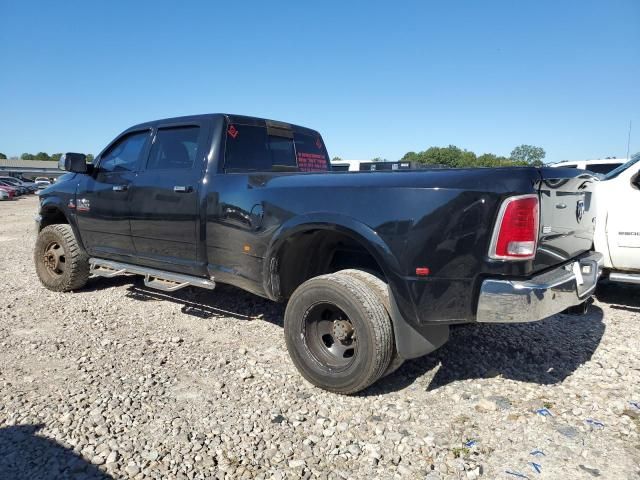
left=534, top=167, right=598, bottom=272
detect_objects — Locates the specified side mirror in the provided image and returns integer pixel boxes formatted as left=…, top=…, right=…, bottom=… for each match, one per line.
left=631, top=171, right=640, bottom=190
left=58, top=153, right=88, bottom=173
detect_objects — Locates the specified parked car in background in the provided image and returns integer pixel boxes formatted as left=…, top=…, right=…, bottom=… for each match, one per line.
left=0, top=188, right=11, bottom=200
left=593, top=153, right=640, bottom=284
left=8, top=175, right=38, bottom=191
left=0, top=179, right=25, bottom=196
left=35, top=179, right=51, bottom=190
left=0, top=176, right=37, bottom=193
left=14, top=175, right=37, bottom=185
left=0, top=184, right=17, bottom=199
left=18, top=177, right=38, bottom=192
left=550, top=158, right=626, bottom=176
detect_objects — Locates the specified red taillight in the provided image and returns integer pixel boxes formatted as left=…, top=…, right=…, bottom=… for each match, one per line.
left=489, top=194, right=539, bottom=260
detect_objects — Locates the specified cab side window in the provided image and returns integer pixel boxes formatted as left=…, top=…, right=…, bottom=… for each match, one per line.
left=146, top=126, right=200, bottom=170
left=99, top=131, right=149, bottom=173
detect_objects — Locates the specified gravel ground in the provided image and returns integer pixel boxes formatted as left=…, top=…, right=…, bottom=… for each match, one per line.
left=1, top=196, right=639, bottom=480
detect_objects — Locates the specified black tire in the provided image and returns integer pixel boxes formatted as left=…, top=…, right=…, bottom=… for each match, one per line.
left=284, top=269, right=394, bottom=394
left=34, top=224, right=89, bottom=292
left=338, top=269, right=405, bottom=377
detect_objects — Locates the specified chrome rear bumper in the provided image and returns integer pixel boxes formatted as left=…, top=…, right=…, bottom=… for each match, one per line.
left=476, top=252, right=603, bottom=323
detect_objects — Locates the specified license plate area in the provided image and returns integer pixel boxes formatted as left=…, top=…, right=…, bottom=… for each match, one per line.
left=567, top=258, right=599, bottom=297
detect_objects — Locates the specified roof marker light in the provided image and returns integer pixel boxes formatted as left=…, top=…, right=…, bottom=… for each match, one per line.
left=415, top=267, right=430, bottom=276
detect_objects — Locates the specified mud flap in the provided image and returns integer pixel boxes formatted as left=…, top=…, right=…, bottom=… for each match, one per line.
left=388, top=288, right=450, bottom=360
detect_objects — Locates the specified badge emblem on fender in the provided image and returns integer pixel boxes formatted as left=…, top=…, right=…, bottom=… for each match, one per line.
left=576, top=200, right=585, bottom=223
left=77, top=198, right=90, bottom=212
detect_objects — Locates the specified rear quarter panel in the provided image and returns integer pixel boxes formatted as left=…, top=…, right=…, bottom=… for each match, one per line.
left=205, top=168, right=543, bottom=324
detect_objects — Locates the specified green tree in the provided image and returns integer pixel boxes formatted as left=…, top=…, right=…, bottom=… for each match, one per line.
left=0, top=153, right=7, bottom=159
left=371, top=157, right=386, bottom=162
left=21, top=153, right=35, bottom=160
left=402, top=145, right=545, bottom=168
left=35, top=152, right=51, bottom=161
left=86, top=154, right=95, bottom=163
left=402, top=145, right=476, bottom=168
left=331, top=156, right=343, bottom=162
left=51, top=153, right=63, bottom=162
left=476, top=153, right=524, bottom=167
left=510, top=144, right=545, bottom=166
left=401, top=151, right=420, bottom=163
left=476, top=153, right=501, bottom=167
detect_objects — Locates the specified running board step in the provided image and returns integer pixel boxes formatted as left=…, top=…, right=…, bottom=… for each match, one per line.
left=609, top=272, right=640, bottom=285
left=89, top=258, right=215, bottom=291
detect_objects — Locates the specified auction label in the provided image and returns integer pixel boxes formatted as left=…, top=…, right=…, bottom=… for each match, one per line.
left=297, top=152, right=328, bottom=172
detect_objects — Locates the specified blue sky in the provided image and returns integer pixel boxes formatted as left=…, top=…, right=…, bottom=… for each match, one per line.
left=1, top=0, right=638, bottom=162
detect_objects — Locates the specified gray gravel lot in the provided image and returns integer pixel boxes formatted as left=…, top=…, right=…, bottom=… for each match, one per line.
left=1, top=196, right=639, bottom=479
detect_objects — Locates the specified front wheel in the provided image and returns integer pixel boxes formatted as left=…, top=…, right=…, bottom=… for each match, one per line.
left=284, top=270, right=394, bottom=394
left=34, top=224, right=90, bottom=292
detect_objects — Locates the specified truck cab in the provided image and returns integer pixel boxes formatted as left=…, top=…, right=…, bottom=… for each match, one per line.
left=593, top=153, right=640, bottom=283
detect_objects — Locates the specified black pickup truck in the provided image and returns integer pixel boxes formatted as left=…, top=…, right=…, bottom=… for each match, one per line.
left=35, top=114, right=603, bottom=394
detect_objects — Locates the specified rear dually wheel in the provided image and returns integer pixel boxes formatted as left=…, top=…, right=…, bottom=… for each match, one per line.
left=284, top=270, right=394, bottom=394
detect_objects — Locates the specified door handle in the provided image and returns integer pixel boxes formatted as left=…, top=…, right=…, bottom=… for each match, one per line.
left=112, top=185, right=128, bottom=192
left=173, top=185, right=192, bottom=193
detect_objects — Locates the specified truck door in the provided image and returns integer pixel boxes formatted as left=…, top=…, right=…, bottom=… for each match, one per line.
left=75, top=129, right=151, bottom=259
left=128, top=121, right=210, bottom=276
left=606, top=163, right=640, bottom=271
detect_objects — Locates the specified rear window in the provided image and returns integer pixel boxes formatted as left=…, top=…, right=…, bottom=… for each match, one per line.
left=293, top=131, right=329, bottom=172
left=604, top=154, right=640, bottom=180
left=224, top=123, right=329, bottom=172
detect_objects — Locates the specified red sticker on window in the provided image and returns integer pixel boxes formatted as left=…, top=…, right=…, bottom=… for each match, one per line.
left=315, top=137, right=323, bottom=150
left=297, top=152, right=328, bottom=172
left=227, top=125, right=238, bottom=139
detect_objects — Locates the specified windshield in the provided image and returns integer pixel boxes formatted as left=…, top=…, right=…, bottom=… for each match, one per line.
left=604, top=153, right=640, bottom=180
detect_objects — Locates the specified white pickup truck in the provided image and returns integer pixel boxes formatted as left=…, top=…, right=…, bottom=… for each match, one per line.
left=593, top=153, right=640, bottom=284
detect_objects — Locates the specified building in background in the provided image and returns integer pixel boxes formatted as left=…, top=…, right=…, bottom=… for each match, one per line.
left=330, top=159, right=448, bottom=171
left=330, top=159, right=414, bottom=172
left=330, top=159, right=367, bottom=171
left=0, top=159, right=65, bottom=181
